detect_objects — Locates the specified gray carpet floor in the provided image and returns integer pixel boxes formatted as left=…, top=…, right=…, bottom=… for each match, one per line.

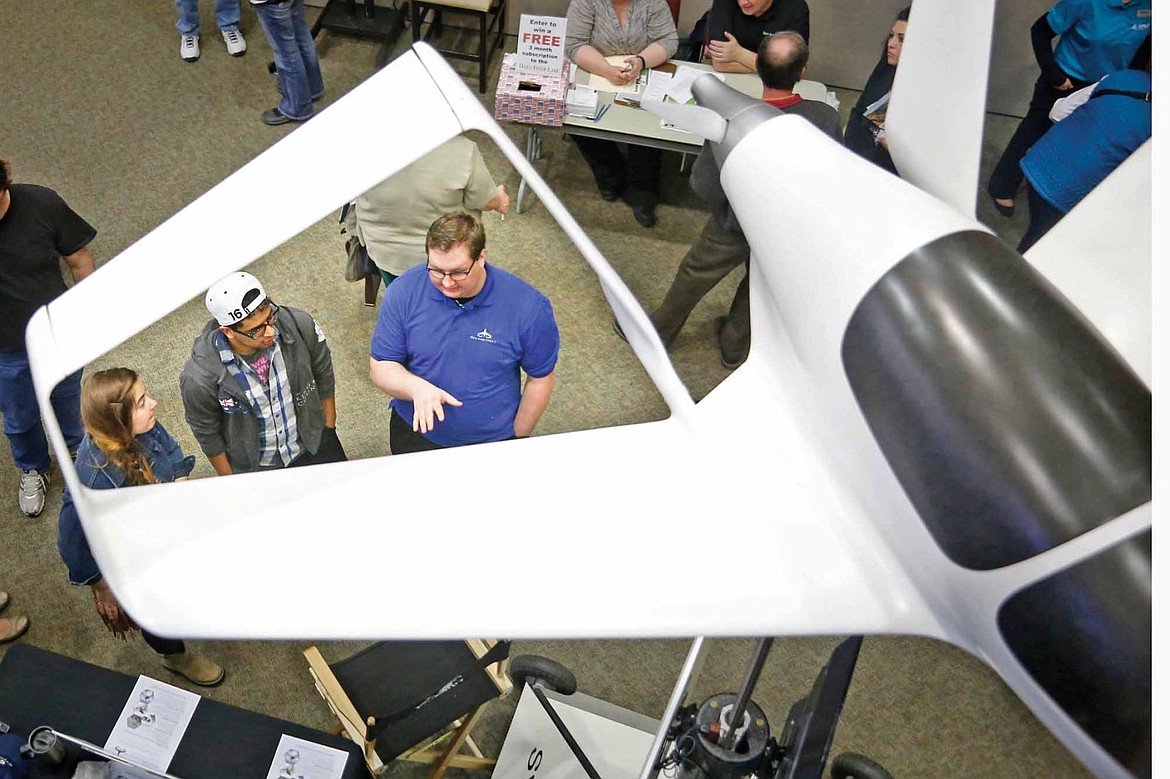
left=0, top=1, right=1086, bottom=776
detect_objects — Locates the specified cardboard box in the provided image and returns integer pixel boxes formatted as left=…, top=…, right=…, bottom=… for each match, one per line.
left=494, top=53, right=570, bottom=127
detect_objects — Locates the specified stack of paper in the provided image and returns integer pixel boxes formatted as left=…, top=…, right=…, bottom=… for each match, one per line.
left=565, top=86, right=600, bottom=119
left=641, top=70, right=673, bottom=104
left=665, top=66, right=726, bottom=104
left=265, top=734, right=349, bottom=779
left=104, top=676, right=200, bottom=773
left=587, top=55, right=646, bottom=94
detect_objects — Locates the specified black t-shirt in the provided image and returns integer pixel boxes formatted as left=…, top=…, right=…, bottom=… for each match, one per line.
left=0, top=184, right=97, bottom=351
left=708, top=0, right=810, bottom=54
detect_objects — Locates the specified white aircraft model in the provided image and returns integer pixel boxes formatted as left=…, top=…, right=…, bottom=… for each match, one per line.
left=27, top=2, right=1149, bottom=777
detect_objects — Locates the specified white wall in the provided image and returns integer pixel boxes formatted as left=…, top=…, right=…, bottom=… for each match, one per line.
left=804, top=0, right=1049, bottom=116
left=307, top=0, right=1050, bottom=115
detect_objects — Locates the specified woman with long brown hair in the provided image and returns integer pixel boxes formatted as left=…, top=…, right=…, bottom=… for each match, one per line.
left=56, top=367, right=226, bottom=686
left=842, top=6, right=910, bottom=176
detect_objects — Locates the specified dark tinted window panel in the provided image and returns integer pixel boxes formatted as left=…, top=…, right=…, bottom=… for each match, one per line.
left=842, top=231, right=1150, bottom=570
left=998, top=532, right=1150, bottom=778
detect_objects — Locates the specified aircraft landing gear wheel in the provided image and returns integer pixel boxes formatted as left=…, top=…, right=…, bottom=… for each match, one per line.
left=829, top=752, right=893, bottom=779
left=508, top=654, right=578, bottom=695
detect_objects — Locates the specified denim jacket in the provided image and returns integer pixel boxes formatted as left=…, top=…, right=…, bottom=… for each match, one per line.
left=56, top=422, right=196, bottom=586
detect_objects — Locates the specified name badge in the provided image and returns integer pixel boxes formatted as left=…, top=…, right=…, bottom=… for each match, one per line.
left=1137, top=8, right=1150, bottom=17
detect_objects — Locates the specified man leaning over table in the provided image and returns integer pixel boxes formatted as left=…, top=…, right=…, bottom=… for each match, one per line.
left=707, top=0, right=809, bottom=73
left=617, top=32, right=839, bottom=368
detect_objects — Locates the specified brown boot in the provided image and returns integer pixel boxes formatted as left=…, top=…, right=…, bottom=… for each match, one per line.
left=162, top=650, right=226, bottom=687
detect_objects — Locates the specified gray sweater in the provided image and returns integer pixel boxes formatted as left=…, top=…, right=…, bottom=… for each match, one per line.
left=179, top=305, right=335, bottom=473
left=566, top=0, right=678, bottom=60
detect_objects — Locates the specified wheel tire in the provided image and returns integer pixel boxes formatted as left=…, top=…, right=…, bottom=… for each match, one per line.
left=830, top=752, right=894, bottom=779
left=508, top=654, right=578, bottom=695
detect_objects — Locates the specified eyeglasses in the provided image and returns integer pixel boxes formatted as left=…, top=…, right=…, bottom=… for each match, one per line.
left=426, top=260, right=478, bottom=282
left=233, top=301, right=278, bottom=339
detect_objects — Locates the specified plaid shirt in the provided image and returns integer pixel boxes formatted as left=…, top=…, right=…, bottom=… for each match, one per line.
left=215, top=329, right=302, bottom=467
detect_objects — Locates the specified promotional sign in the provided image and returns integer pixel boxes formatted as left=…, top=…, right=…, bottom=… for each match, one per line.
left=517, top=14, right=567, bottom=77
left=492, top=686, right=657, bottom=779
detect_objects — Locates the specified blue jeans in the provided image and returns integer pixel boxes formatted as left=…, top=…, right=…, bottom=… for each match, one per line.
left=254, top=0, right=325, bottom=120
left=0, top=350, right=84, bottom=472
left=174, top=0, right=242, bottom=35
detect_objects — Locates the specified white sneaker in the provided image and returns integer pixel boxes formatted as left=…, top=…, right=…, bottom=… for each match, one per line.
left=18, top=470, right=48, bottom=518
left=180, top=34, right=200, bottom=62
left=222, top=28, right=246, bottom=57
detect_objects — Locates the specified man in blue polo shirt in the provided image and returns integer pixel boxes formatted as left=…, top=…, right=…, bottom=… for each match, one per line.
left=369, top=212, right=559, bottom=454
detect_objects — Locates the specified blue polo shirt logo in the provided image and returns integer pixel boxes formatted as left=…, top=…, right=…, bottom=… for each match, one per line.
left=473, top=328, right=495, bottom=342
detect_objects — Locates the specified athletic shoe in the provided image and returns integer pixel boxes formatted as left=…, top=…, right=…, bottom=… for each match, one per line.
left=222, top=28, right=246, bottom=56
left=180, top=34, right=200, bottom=62
left=18, top=469, right=48, bottom=517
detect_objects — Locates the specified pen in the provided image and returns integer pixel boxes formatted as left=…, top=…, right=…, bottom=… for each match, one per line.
left=593, top=104, right=610, bottom=124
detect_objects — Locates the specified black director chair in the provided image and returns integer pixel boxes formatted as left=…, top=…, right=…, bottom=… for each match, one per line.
left=305, top=639, right=511, bottom=778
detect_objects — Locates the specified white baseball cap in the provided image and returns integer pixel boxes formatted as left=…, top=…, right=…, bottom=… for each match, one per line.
left=205, top=271, right=268, bottom=326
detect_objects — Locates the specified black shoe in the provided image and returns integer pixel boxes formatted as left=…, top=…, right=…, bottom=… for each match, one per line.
left=600, top=188, right=621, bottom=201
left=632, top=205, right=657, bottom=228
left=720, top=347, right=748, bottom=370
left=991, top=196, right=1015, bottom=217
left=261, top=108, right=298, bottom=126
left=715, top=315, right=747, bottom=369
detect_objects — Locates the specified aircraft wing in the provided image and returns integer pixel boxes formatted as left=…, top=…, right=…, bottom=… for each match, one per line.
left=884, top=0, right=995, bottom=216
left=1023, top=141, right=1152, bottom=386
left=65, top=410, right=938, bottom=642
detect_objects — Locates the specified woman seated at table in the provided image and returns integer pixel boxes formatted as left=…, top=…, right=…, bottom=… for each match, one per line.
left=566, top=0, right=678, bottom=228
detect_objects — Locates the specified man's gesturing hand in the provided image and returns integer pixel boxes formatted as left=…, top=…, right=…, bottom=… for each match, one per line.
left=411, top=379, right=463, bottom=433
